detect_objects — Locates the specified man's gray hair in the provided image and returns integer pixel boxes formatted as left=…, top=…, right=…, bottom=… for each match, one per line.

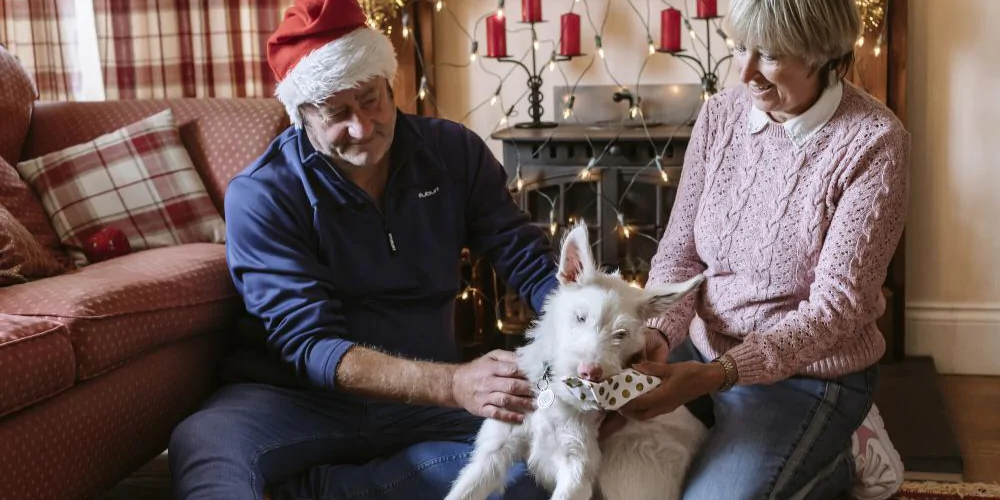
left=727, top=0, right=861, bottom=87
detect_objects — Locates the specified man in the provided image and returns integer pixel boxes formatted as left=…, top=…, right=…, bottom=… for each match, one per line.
left=167, top=0, right=558, bottom=498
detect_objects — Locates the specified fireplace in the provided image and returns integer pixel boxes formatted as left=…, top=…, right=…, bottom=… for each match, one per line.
left=453, top=84, right=704, bottom=356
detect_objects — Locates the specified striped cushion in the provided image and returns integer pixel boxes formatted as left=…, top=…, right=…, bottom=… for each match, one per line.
left=14, top=109, right=225, bottom=267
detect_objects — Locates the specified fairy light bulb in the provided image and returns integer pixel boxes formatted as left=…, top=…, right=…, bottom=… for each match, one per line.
left=580, top=156, right=597, bottom=180
left=496, top=319, right=504, bottom=330
left=856, top=35, right=865, bottom=48
left=630, top=281, right=641, bottom=289
left=629, top=106, right=638, bottom=119
left=418, top=76, right=427, bottom=100
left=647, top=35, right=656, bottom=55
left=499, top=114, right=508, bottom=126
left=684, top=19, right=697, bottom=41
left=516, top=176, right=524, bottom=191
left=402, top=25, right=409, bottom=38
left=461, top=289, right=469, bottom=300
left=595, top=35, right=605, bottom=59
left=874, top=33, right=883, bottom=57
left=435, top=0, right=443, bottom=12
left=470, top=40, right=478, bottom=62
left=497, top=7, right=504, bottom=18
left=562, top=95, right=575, bottom=120
left=655, top=156, right=669, bottom=183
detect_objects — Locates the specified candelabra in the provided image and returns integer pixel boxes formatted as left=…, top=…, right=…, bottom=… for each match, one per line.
left=481, top=3, right=586, bottom=129
left=656, top=10, right=733, bottom=99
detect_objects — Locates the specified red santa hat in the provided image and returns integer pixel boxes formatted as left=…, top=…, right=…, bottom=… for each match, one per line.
left=268, top=0, right=398, bottom=128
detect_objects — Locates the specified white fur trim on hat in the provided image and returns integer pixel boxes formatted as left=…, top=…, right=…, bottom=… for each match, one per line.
left=275, top=26, right=398, bottom=129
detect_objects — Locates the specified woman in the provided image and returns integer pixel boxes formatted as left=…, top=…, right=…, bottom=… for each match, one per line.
left=614, top=0, right=909, bottom=499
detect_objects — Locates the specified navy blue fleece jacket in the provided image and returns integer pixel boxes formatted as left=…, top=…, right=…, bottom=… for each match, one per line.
left=224, top=111, right=558, bottom=391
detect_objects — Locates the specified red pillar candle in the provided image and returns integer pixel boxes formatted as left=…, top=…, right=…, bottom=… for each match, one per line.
left=660, top=8, right=681, bottom=52
left=560, top=12, right=581, bottom=56
left=696, top=0, right=717, bottom=18
left=521, top=0, right=542, bottom=23
left=486, top=13, right=508, bottom=57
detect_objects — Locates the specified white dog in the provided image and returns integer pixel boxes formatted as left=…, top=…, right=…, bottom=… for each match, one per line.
left=445, top=224, right=708, bottom=500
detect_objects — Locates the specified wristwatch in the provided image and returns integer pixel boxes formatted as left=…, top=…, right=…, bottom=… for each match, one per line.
left=712, top=354, right=739, bottom=392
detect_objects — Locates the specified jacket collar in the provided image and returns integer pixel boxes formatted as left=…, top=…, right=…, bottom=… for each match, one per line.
left=748, top=80, right=843, bottom=148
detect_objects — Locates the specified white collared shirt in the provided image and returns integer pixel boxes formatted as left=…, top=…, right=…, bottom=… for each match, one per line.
left=748, top=80, right=843, bottom=149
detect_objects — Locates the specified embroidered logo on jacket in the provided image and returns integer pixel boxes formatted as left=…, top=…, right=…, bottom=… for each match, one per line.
left=418, top=187, right=440, bottom=199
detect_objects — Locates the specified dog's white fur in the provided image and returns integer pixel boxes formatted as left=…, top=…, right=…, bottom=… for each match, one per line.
left=445, top=224, right=708, bottom=500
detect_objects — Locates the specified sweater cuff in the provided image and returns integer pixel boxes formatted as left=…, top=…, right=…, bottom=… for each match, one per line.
left=645, top=317, right=672, bottom=350
left=312, top=338, right=357, bottom=391
left=722, top=341, right=769, bottom=386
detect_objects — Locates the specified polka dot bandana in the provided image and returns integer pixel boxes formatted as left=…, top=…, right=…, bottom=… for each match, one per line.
left=560, top=368, right=661, bottom=411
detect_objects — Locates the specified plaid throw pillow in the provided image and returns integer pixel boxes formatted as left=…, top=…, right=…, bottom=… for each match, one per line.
left=15, top=109, right=225, bottom=267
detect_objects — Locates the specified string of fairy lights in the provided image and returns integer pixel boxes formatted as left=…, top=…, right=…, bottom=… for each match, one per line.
left=374, top=0, right=888, bottom=334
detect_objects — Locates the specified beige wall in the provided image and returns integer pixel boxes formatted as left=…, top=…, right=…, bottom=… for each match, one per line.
left=433, top=0, right=739, bottom=159
left=434, top=0, right=1000, bottom=374
left=905, top=0, right=1000, bottom=375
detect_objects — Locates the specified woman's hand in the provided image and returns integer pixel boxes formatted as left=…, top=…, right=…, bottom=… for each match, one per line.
left=617, top=360, right=725, bottom=421
left=599, top=327, right=673, bottom=440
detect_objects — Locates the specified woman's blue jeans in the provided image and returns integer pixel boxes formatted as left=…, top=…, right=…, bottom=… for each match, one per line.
left=167, top=383, right=546, bottom=500
left=669, top=338, right=877, bottom=499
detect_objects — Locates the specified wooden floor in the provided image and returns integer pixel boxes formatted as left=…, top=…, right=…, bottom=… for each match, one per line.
left=937, top=375, right=1000, bottom=483
left=100, top=374, right=1000, bottom=498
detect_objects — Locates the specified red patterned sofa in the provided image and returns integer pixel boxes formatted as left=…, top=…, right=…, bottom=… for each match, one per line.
left=0, top=47, right=288, bottom=499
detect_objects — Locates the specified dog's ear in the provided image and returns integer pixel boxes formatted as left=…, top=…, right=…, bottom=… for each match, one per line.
left=639, top=274, right=705, bottom=318
left=558, top=223, right=595, bottom=285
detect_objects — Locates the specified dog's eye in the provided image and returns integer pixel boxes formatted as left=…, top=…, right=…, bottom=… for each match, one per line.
left=576, top=312, right=587, bottom=323
left=611, top=328, right=628, bottom=340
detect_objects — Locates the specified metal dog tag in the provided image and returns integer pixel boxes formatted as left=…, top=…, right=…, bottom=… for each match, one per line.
left=537, top=389, right=555, bottom=409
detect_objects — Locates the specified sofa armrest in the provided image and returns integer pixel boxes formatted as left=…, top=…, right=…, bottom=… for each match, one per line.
left=22, top=98, right=289, bottom=212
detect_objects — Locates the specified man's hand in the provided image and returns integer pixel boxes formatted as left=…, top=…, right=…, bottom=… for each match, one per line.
left=451, top=349, right=535, bottom=424
left=617, top=361, right=724, bottom=421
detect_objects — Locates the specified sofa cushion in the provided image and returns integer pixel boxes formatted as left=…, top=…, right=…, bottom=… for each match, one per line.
left=0, top=156, right=72, bottom=270
left=15, top=109, right=227, bottom=267
left=0, top=315, right=75, bottom=418
left=0, top=204, right=65, bottom=286
left=0, top=243, right=240, bottom=378
left=0, top=45, right=35, bottom=166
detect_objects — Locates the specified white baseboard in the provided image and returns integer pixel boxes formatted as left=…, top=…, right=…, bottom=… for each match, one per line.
left=905, top=301, right=1000, bottom=375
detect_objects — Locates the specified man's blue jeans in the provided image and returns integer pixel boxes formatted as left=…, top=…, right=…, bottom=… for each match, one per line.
left=168, top=384, right=546, bottom=500
left=669, top=339, right=877, bottom=499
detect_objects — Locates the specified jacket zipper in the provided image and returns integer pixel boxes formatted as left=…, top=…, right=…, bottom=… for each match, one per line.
left=320, top=155, right=404, bottom=258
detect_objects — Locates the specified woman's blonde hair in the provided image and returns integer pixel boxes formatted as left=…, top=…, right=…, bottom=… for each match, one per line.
left=727, top=0, right=861, bottom=87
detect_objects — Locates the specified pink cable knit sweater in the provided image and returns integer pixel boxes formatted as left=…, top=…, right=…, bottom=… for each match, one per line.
left=645, top=82, right=910, bottom=386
